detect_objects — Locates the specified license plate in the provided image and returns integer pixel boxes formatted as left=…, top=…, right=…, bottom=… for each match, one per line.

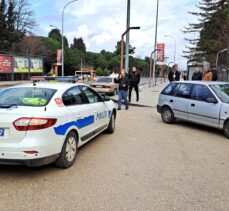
left=0, top=129, right=4, bottom=137
left=96, top=85, right=103, bottom=88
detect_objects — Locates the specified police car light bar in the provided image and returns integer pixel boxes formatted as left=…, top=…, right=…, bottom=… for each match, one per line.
left=30, top=76, right=78, bottom=83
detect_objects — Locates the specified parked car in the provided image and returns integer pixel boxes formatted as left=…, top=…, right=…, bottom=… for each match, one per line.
left=90, top=76, right=118, bottom=96
left=0, top=78, right=116, bottom=168
left=157, top=81, right=229, bottom=138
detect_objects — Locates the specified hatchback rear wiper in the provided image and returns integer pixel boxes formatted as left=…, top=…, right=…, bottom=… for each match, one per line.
left=0, top=104, right=18, bottom=108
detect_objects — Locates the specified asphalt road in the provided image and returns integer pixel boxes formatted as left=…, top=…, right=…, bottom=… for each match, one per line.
left=0, top=106, right=229, bottom=210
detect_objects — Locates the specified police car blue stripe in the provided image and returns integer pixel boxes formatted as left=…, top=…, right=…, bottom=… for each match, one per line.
left=54, top=115, right=94, bottom=136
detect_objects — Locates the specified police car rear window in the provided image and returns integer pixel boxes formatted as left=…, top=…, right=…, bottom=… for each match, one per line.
left=0, top=87, right=56, bottom=107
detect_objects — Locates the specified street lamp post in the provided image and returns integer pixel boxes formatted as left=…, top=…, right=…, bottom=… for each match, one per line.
left=216, top=48, right=227, bottom=68
left=62, top=0, right=77, bottom=76
left=152, top=0, right=159, bottom=87
left=164, top=34, right=176, bottom=64
left=149, top=49, right=163, bottom=87
left=120, top=26, right=140, bottom=72
left=125, top=0, right=131, bottom=72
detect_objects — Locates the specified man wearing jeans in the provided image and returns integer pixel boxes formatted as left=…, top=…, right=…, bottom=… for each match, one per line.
left=114, top=69, right=129, bottom=110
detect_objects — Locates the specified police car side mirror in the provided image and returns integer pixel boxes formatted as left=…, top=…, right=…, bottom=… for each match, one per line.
left=101, top=94, right=110, bottom=102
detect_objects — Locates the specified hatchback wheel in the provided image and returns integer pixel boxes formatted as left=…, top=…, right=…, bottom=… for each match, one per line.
left=224, top=120, right=229, bottom=139
left=55, top=131, right=78, bottom=168
left=161, top=106, right=175, bottom=124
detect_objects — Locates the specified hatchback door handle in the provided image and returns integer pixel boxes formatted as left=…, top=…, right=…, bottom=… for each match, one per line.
left=191, top=103, right=195, bottom=107
left=170, top=99, right=173, bottom=103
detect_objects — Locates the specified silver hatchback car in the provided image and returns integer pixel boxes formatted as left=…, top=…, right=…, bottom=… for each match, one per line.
left=157, top=81, right=229, bottom=138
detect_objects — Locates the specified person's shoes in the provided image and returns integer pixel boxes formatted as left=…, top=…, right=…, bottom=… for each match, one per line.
left=125, top=107, right=128, bottom=110
left=129, top=100, right=131, bottom=102
left=117, top=108, right=121, bottom=110
left=136, top=99, right=139, bottom=102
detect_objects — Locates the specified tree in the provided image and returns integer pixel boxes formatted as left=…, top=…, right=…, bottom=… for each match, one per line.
left=71, top=37, right=86, bottom=52
left=0, top=0, right=35, bottom=52
left=184, top=0, right=229, bottom=64
left=96, top=67, right=103, bottom=76
left=48, top=28, right=69, bottom=48
left=103, top=68, right=109, bottom=76
left=96, top=54, right=108, bottom=69
left=114, top=40, right=136, bottom=55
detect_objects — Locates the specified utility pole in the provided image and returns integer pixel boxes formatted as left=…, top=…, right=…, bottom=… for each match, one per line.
left=125, top=0, right=130, bottom=72
left=152, top=0, right=159, bottom=86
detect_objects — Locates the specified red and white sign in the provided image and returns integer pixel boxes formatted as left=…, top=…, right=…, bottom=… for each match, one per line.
left=157, top=43, right=165, bottom=62
left=0, top=55, right=13, bottom=72
left=56, top=49, right=62, bottom=66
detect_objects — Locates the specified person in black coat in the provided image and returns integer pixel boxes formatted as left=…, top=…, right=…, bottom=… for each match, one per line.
left=114, top=69, right=129, bottom=110
left=168, top=64, right=180, bottom=82
left=128, top=67, right=140, bottom=102
left=192, top=68, right=203, bottom=80
left=212, top=66, right=218, bottom=81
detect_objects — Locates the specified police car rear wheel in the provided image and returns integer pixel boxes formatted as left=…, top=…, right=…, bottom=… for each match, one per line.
left=55, top=131, right=78, bottom=168
left=106, top=113, right=115, bottom=134
left=161, top=106, right=175, bottom=124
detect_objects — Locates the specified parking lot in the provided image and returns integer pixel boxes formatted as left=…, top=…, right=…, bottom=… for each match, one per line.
left=0, top=106, right=229, bottom=210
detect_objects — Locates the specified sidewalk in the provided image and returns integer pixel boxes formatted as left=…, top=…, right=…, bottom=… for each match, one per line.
left=111, top=80, right=169, bottom=108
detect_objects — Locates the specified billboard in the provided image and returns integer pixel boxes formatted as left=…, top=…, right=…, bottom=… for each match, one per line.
left=30, top=57, right=43, bottom=73
left=0, top=55, right=13, bottom=73
left=14, top=56, right=29, bottom=72
left=157, top=43, right=165, bottom=62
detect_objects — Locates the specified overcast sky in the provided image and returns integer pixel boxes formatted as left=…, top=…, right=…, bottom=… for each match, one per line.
left=31, top=0, right=200, bottom=70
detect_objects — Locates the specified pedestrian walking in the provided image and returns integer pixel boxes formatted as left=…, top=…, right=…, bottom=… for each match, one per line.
left=168, top=64, right=180, bottom=82
left=114, top=69, right=129, bottom=110
left=212, top=66, right=218, bottom=81
left=202, top=67, right=212, bottom=81
left=128, top=66, right=140, bottom=102
left=192, top=67, right=203, bottom=80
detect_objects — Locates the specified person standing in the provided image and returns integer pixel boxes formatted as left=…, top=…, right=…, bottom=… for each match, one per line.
left=114, top=69, right=129, bottom=110
left=192, top=68, right=203, bottom=80
left=168, top=64, right=180, bottom=82
left=129, top=67, right=140, bottom=102
left=202, top=67, right=212, bottom=81
left=212, top=66, right=218, bottom=81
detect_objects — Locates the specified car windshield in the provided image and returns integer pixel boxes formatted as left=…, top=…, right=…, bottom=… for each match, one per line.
left=0, top=87, right=56, bottom=107
left=210, top=84, right=229, bottom=103
left=95, top=77, right=112, bottom=83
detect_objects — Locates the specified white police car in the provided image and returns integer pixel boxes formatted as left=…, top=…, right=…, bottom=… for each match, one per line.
left=0, top=77, right=116, bottom=168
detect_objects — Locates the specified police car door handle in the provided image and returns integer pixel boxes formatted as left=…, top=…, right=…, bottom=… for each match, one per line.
left=170, top=99, right=173, bottom=103
left=191, top=103, right=195, bottom=107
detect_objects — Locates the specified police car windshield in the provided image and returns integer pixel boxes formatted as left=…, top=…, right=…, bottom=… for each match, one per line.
left=210, top=84, right=229, bottom=103
left=0, top=87, right=56, bottom=107
left=95, top=77, right=112, bottom=83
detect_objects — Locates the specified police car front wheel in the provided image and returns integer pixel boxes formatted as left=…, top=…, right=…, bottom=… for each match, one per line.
left=55, top=131, right=78, bottom=169
left=106, top=113, right=115, bottom=134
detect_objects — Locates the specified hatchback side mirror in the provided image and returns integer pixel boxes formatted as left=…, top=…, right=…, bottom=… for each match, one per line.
left=206, top=97, right=218, bottom=104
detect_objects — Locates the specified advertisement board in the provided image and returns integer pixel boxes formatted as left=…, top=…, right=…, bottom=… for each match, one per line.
left=14, top=56, right=29, bottom=72
left=56, top=49, right=62, bottom=66
left=157, top=43, right=165, bottom=62
left=0, top=55, right=13, bottom=73
left=30, top=57, right=43, bottom=73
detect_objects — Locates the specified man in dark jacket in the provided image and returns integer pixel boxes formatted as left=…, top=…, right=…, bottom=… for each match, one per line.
left=192, top=68, right=203, bottom=80
left=168, top=64, right=180, bottom=82
left=128, top=67, right=140, bottom=102
left=212, top=66, right=218, bottom=81
left=114, top=69, right=129, bottom=110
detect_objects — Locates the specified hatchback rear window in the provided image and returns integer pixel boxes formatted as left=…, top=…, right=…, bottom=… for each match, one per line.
left=0, top=87, right=56, bottom=107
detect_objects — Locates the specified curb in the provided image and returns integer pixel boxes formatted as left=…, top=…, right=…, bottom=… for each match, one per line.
left=111, top=98, right=154, bottom=108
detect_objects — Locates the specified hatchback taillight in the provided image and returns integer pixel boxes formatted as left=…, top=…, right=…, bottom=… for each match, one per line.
left=13, top=118, right=57, bottom=131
